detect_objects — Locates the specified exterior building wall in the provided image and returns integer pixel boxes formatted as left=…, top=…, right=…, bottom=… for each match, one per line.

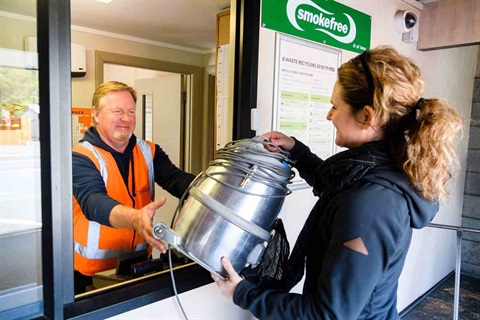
left=462, top=78, right=480, bottom=277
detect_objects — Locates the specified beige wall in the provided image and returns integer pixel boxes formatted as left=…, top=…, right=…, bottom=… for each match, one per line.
left=0, top=15, right=214, bottom=109
left=70, top=30, right=211, bottom=109
left=0, top=16, right=35, bottom=50
left=1, top=13, right=251, bottom=319
left=3, top=1, right=479, bottom=317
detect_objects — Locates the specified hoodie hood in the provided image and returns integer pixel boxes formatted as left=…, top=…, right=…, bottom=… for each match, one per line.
left=364, top=165, right=439, bottom=229
left=80, top=127, right=137, bottom=155
left=79, top=127, right=138, bottom=189
left=310, top=140, right=438, bottom=229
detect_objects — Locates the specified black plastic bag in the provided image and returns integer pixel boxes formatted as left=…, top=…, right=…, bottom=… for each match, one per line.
left=240, top=218, right=290, bottom=289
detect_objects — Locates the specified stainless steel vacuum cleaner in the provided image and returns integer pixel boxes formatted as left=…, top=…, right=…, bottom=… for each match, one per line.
left=152, top=136, right=294, bottom=279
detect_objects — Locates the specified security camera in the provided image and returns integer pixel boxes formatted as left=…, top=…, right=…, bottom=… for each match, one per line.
left=394, top=10, right=417, bottom=33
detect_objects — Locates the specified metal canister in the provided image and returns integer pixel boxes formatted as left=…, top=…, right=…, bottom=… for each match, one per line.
left=154, top=136, right=293, bottom=279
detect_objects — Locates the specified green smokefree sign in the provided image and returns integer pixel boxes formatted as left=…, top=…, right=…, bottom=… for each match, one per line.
left=262, top=0, right=371, bottom=53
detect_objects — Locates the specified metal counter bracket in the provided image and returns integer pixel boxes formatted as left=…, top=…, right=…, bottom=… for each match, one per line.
left=152, top=222, right=186, bottom=256
left=427, top=223, right=480, bottom=320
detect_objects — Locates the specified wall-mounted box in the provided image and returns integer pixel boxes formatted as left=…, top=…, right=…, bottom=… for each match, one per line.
left=24, top=36, right=86, bottom=77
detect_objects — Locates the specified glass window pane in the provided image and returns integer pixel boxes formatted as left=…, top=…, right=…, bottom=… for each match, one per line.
left=0, top=0, right=42, bottom=313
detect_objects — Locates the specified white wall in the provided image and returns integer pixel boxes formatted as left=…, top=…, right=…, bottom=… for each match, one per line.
left=109, top=0, right=477, bottom=318
left=70, top=30, right=206, bottom=109
left=255, top=0, right=478, bottom=314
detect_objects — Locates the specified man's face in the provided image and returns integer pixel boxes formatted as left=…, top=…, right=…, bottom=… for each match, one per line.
left=93, top=91, right=136, bottom=151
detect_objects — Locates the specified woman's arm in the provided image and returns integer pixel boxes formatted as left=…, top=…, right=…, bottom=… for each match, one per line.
left=216, top=183, right=408, bottom=319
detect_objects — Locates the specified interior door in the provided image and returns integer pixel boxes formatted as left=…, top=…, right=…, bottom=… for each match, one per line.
left=134, top=75, right=183, bottom=257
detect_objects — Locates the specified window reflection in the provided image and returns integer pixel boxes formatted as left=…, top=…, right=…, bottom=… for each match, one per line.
left=0, top=49, right=43, bottom=312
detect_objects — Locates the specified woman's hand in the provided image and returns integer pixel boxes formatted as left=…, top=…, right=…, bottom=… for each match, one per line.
left=211, top=257, right=243, bottom=299
left=262, top=131, right=295, bottom=152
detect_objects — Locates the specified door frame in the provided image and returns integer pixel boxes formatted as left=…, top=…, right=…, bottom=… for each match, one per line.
left=95, top=51, right=205, bottom=174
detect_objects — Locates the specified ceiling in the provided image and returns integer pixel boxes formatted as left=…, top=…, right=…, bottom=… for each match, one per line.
left=0, top=0, right=231, bottom=52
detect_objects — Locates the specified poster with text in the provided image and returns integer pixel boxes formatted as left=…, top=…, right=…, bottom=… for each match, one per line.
left=274, top=34, right=341, bottom=188
left=72, top=108, right=91, bottom=146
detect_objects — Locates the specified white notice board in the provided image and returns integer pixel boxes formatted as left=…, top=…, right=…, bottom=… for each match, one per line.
left=273, top=34, right=341, bottom=189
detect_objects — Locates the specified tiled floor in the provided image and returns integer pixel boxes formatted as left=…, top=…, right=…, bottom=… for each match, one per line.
left=401, top=273, right=480, bottom=320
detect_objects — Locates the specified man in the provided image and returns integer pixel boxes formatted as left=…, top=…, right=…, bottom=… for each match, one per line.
left=73, top=81, right=195, bottom=294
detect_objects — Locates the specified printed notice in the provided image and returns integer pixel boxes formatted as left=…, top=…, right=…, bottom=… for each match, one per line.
left=72, top=107, right=91, bottom=146
left=216, top=44, right=230, bottom=150
left=274, top=35, right=341, bottom=188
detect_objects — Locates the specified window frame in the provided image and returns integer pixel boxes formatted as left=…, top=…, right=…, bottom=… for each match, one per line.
left=232, top=0, right=260, bottom=140
left=37, top=0, right=74, bottom=318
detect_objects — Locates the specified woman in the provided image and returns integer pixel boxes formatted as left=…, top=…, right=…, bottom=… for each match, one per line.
left=212, top=46, right=463, bottom=319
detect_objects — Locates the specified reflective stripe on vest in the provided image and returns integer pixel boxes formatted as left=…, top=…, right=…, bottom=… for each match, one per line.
left=74, top=239, right=149, bottom=259
left=78, top=141, right=109, bottom=185
left=77, top=139, right=154, bottom=200
left=74, top=140, right=154, bottom=260
left=136, top=138, right=155, bottom=201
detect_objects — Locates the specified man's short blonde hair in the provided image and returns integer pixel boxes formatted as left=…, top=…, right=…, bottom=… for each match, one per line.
left=91, top=81, right=137, bottom=126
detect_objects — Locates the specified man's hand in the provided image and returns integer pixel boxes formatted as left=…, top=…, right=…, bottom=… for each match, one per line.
left=211, top=257, right=243, bottom=299
left=133, top=198, right=168, bottom=254
left=109, top=197, right=168, bottom=254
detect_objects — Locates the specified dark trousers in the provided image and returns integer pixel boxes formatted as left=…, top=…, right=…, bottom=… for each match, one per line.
left=74, top=270, right=93, bottom=295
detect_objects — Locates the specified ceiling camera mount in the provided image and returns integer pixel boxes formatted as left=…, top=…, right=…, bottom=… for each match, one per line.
left=394, top=10, right=417, bottom=34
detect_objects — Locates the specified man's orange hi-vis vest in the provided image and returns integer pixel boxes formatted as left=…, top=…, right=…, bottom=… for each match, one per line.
left=73, top=138, right=155, bottom=276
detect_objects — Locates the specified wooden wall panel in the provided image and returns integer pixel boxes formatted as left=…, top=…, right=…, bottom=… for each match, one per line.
left=418, top=0, right=480, bottom=50
left=217, top=10, right=230, bottom=47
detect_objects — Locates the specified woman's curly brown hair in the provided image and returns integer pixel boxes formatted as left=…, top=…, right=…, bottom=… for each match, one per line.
left=338, top=46, right=462, bottom=202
